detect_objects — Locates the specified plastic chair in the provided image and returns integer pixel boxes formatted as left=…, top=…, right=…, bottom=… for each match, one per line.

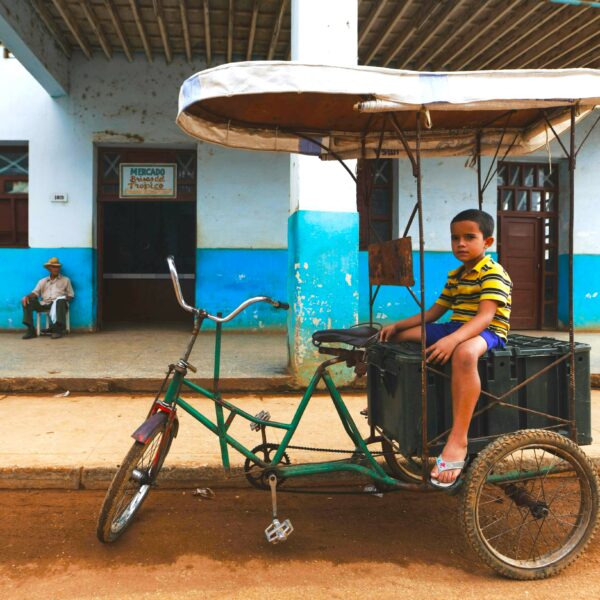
left=36, top=306, right=71, bottom=336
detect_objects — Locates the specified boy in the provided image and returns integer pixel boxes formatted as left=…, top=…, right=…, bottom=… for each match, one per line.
left=379, top=209, right=512, bottom=488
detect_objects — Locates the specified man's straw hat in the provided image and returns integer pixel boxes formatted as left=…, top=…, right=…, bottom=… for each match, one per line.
left=44, top=257, right=62, bottom=269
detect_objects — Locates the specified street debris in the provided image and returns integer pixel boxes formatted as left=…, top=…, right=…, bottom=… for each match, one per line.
left=53, top=391, right=70, bottom=397
left=192, top=487, right=215, bottom=499
left=363, top=484, right=383, bottom=498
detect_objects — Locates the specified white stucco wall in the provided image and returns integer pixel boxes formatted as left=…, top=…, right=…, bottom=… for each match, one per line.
left=394, top=111, right=600, bottom=255
left=196, top=143, right=288, bottom=248
left=396, top=156, right=498, bottom=251
left=0, top=52, right=289, bottom=250
left=1, top=50, right=599, bottom=255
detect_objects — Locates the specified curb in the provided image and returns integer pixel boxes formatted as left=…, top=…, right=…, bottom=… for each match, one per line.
left=0, top=376, right=367, bottom=394
left=2, top=458, right=600, bottom=491
left=0, top=376, right=297, bottom=394
left=0, top=465, right=249, bottom=490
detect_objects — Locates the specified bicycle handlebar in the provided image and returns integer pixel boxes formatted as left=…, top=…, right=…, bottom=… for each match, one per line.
left=167, top=256, right=289, bottom=322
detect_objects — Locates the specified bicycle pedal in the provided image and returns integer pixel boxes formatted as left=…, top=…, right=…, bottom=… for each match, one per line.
left=264, top=518, right=293, bottom=544
left=250, top=410, right=271, bottom=431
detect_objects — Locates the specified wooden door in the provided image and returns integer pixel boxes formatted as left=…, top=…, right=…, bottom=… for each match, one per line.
left=97, top=148, right=197, bottom=326
left=499, top=215, right=542, bottom=329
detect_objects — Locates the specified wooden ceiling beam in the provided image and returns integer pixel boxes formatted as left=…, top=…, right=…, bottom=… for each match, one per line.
left=30, top=0, right=72, bottom=58
left=454, top=0, right=544, bottom=70
left=476, top=3, right=565, bottom=69
left=519, top=10, right=600, bottom=68
left=396, top=0, right=463, bottom=69
left=364, top=0, right=413, bottom=65
left=81, top=0, right=112, bottom=60
left=129, top=0, right=152, bottom=62
left=541, top=20, right=600, bottom=68
left=433, top=0, right=517, bottom=70
left=494, top=4, right=578, bottom=69
left=246, top=0, right=260, bottom=61
left=50, top=0, right=92, bottom=59
left=358, top=0, right=388, bottom=46
left=153, top=0, right=173, bottom=64
left=227, top=0, right=234, bottom=63
left=203, top=0, right=212, bottom=65
left=267, top=0, right=288, bottom=60
left=552, top=38, right=600, bottom=68
left=179, top=0, right=192, bottom=63
left=414, top=0, right=487, bottom=70
left=104, top=0, right=133, bottom=62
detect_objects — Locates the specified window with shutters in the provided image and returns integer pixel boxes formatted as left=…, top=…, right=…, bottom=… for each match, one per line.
left=0, top=146, right=28, bottom=247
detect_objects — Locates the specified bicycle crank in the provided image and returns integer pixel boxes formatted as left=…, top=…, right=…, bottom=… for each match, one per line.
left=264, top=474, right=293, bottom=544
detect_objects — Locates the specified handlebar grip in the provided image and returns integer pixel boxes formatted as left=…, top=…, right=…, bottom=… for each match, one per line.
left=274, top=301, right=290, bottom=310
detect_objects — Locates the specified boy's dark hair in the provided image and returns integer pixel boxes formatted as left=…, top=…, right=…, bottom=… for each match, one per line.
left=451, top=209, right=494, bottom=238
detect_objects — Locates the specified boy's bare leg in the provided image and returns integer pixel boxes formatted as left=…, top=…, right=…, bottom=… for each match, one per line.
left=431, top=336, right=488, bottom=484
left=391, top=326, right=422, bottom=343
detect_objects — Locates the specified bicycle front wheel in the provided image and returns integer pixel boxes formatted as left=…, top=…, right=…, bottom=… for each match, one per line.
left=96, top=420, right=176, bottom=543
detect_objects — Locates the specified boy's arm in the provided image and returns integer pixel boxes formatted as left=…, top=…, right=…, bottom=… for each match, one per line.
left=380, top=303, right=448, bottom=342
left=425, top=299, right=498, bottom=364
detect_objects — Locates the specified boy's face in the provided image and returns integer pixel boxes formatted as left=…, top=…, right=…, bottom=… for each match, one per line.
left=450, top=220, right=494, bottom=265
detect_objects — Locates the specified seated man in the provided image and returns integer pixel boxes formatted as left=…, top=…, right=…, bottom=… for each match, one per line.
left=21, top=257, right=74, bottom=340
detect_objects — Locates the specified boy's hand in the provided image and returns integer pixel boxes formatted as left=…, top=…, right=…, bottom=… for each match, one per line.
left=379, top=323, right=399, bottom=342
left=426, top=335, right=459, bottom=365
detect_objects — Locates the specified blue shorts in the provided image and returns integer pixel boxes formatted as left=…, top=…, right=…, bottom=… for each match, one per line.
left=425, top=321, right=506, bottom=351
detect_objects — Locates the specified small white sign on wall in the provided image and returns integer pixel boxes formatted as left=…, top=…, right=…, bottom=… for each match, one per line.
left=119, top=163, right=177, bottom=198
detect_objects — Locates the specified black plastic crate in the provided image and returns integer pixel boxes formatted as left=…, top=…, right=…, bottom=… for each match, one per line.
left=366, top=334, right=591, bottom=456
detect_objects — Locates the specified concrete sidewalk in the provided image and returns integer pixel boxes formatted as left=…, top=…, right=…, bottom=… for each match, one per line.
left=1, top=326, right=599, bottom=392
left=0, top=325, right=292, bottom=392
left=1, top=391, right=599, bottom=490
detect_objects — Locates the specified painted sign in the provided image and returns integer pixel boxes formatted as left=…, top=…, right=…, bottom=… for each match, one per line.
left=119, top=163, right=177, bottom=198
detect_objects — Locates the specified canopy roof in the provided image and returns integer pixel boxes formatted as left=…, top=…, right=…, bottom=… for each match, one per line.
left=177, top=61, right=600, bottom=159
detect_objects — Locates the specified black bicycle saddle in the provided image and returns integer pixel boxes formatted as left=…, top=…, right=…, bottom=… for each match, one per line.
left=312, top=325, right=380, bottom=348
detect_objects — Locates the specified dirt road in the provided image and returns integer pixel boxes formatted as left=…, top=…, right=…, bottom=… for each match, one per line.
left=1, top=487, right=599, bottom=599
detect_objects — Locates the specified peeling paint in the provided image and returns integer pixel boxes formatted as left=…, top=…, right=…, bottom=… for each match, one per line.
left=345, top=273, right=352, bottom=286
left=92, top=130, right=144, bottom=143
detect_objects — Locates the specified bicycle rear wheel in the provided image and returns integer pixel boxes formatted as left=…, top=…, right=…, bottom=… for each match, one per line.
left=460, top=430, right=599, bottom=580
left=96, top=420, right=176, bottom=543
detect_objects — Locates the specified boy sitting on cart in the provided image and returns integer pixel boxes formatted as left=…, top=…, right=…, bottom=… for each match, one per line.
left=380, top=209, right=512, bottom=489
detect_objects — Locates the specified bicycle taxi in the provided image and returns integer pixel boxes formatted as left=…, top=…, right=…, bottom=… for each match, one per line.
left=98, top=62, right=600, bottom=580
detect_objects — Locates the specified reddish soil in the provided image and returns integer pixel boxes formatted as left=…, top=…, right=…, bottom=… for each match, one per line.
left=1, top=486, right=599, bottom=599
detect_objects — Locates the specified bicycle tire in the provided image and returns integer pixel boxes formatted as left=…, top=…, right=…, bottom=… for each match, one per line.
left=381, top=439, right=433, bottom=483
left=96, top=420, right=176, bottom=543
left=460, top=429, right=599, bottom=580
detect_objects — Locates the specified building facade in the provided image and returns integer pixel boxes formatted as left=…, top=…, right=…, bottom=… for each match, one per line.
left=1, top=1, right=600, bottom=380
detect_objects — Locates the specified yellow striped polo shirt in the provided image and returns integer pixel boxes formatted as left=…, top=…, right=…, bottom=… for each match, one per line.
left=436, top=255, right=512, bottom=340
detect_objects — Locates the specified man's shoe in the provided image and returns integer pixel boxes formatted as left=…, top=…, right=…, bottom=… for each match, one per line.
left=51, top=330, right=64, bottom=339
left=41, top=327, right=54, bottom=335
left=22, top=329, right=36, bottom=339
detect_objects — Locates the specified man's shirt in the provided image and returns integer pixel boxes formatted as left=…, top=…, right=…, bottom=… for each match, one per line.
left=32, top=274, right=75, bottom=305
left=435, top=255, right=512, bottom=340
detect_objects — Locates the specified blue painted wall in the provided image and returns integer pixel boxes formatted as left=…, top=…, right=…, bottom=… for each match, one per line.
left=1, top=248, right=597, bottom=332
left=0, top=248, right=95, bottom=330
left=558, top=254, right=600, bottom=329
left=196, top=248, right=288, bottom=329
left=287, top=210, right=360, bottom=382
left=359, top=251, right=455, bottom=325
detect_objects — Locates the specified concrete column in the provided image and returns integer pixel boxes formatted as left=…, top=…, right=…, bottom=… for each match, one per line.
left=288, top=0, right=358, bottom=383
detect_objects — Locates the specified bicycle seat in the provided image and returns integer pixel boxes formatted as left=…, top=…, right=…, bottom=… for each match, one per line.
left=312, top=325, right=379, bottom=348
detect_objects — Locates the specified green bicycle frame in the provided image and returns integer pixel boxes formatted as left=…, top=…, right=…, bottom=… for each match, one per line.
left=158, top=317, right=424, bottom=490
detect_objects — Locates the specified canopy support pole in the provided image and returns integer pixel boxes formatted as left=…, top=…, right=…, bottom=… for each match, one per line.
left=476, top=132, right=483, bottom=210
left=415, top=112, right=429, bottom=479
left=568, top=106, right=577, bottom=442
